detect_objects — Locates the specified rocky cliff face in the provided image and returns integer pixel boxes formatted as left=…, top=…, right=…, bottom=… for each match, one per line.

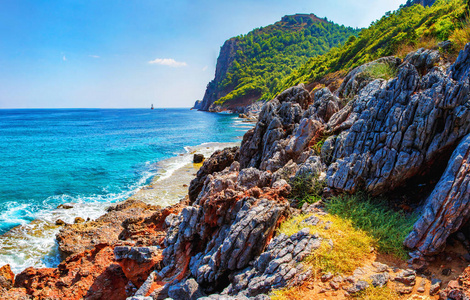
left=199, top=39, right=239, bottom=112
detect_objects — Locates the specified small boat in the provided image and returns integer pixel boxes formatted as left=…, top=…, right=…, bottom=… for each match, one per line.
left=151, top=104, right=154, bottom=110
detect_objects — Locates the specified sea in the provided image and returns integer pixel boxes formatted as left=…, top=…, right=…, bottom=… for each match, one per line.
left=0, top=108, right=251, bottom=273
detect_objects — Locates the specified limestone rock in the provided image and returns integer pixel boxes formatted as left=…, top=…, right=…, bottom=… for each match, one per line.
left=404, top=48, right=440, bottom=74
left=168, top=278, right=205, bottom=300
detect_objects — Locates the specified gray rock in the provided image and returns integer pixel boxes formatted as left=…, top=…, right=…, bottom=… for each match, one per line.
left=429, top=278, right=441, bottom=295
left=346, top=280, right=369, bottom=294
left=404, top=48, right=440, bottom=73
left=168, top=278, right=205, bottom=300
left=394, top=269, right=416, bottom=286
left=369, top=272, right=389, bottom=287
left=404, top=133, right=470, bottom=256
left=114, top=246, right=159, bottom=263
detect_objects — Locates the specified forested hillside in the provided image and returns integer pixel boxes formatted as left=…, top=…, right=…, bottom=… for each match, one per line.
left=198, top=14, right=359, bottom=111
left=277, top=0, right=468, bottom=94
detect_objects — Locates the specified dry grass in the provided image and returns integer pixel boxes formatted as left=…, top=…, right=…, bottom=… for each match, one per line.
left=450, top=20, right=470, bottom=53
left=395, top=36, right=438, bottom=58
left=352, top=286, right=401, bottom=300
left=278, top=214, right=374, bottom=275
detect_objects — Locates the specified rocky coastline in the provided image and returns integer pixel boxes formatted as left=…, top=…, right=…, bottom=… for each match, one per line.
left=2, top=44, right=470, bottom=299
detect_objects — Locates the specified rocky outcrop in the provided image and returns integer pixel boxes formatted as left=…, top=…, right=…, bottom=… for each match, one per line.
left=404, top=133, right=470, bottom=256
left=336, top=56, right=402, bottom=98
left=159, top=164, right=291, bottom=293
left=225, top=227, right=321, bottom=297
left=56, top=200, right=160, bottom=257
left=188, top=147, right=239, bottom=202
left=325, top=43, right=470, bottom=195
left=0, top=264, right=14, bottom=294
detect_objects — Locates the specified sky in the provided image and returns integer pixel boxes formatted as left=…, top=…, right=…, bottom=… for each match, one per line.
left=0, top=0, right=407, bottom=109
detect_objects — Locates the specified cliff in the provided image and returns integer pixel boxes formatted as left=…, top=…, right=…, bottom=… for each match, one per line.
left=197, top=14, right=359, bottom=112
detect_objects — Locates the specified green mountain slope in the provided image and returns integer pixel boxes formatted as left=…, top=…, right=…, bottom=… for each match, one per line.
left=198, top=14, right=360, bottom=111
left=277, top=0, right=468, bottom=94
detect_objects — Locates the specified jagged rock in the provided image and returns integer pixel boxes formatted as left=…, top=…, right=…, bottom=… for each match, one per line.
left=346, top=280, right=369, bottom=294
left=239, top=84, right=316, bottom=171
left=430, top=278, right=442, bottom=296
left=404, top=133, right=470, bottom=256
left=303, top=88, right=340, bottom=122
left=440, top=267, right=470, bottom=299
left=225, top=228, right=321, bottom=297
left=404, top=48, right=440, bottom=74
left=188, top=147, right=239, bottom=202
left=168, top=278, right=205, bottom=300
left=336, top=56, right=402, bottom=98
left=326, top=43, right=470, bottom=195
left=160, top=164, right=290, bottom=293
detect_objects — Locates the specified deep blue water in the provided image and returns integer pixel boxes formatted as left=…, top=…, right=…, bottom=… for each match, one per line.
left=0, top=109, right=242, bottom=234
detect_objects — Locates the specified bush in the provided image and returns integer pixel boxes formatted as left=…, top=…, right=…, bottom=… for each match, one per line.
left=359, top=62, right=398, bottom=80
left=289, top=174, right=325, bottom=207
left=324, top=193, right=417, bottom=259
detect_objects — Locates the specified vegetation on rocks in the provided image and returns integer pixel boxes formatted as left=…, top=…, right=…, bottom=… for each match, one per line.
left=279, top=214, right=374, bottom=274
left=325, top=194, right=417, bottom=259
left=288, top=174, right=325, bottom=207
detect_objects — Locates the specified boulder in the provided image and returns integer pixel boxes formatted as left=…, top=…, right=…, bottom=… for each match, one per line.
left=193, top=154, right=205, bottom=163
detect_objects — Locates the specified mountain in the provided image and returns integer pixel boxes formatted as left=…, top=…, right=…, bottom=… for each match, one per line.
left=197, top=14, right=360, bottom=112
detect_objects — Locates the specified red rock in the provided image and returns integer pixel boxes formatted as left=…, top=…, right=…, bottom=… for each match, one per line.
left=0, top=264, right=14, bottom=290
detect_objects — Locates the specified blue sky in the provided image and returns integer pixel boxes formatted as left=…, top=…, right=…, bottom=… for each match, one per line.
left=0, top=0, right=406, bottom=108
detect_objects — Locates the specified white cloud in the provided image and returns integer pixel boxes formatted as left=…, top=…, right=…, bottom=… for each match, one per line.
left=62, top=55, right=67, bottom=61
left=148, top=58, right=187, bottom=67
left=202, top=66, right=208, bottom=71
left=89, top=55, right=100, bottom=58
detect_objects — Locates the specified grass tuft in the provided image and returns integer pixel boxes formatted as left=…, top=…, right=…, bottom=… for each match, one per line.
left=279, top=214, right=374, bottom=274
left=450, top=19, right=470, bottom=53
left=324, top=193, right=417, bottom=259
left=359, top=62, right=398, bottom=80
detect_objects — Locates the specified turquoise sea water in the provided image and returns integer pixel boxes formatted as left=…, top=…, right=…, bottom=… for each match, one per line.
left=0, top=109, right=243, bottom=235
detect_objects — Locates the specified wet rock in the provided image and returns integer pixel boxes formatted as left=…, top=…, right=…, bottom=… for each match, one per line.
left=188, top=147, right=239, bottom=202
left=13, top=244, right=129, bottom=299
left=57, top=204, right=73, bottom=209
left=0, top=264, right=14, bottom=290
left=193, top=154, right=205, bottom=164
left=55, top=219, right=66, bottom=226
left=74, top=217, right=85, bottom=224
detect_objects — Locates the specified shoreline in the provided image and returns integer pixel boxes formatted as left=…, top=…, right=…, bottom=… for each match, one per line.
left=0, top=141, right=241, bottom=274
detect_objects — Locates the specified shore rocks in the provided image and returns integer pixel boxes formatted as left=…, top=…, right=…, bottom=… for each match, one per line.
left=188, top=147, right=239, bottom=202
left=56, top=199, right=160, bottom=257
left=0, top=264, right=14, bottom=291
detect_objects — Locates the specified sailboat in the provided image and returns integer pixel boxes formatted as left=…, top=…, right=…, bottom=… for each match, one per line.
left=151, top=104, right=154, bottom=110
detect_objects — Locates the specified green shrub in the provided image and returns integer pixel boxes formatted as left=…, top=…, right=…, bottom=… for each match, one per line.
left=289, top=174, right=325, bottom=207
left=359, top=62, right=398, bottom=80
